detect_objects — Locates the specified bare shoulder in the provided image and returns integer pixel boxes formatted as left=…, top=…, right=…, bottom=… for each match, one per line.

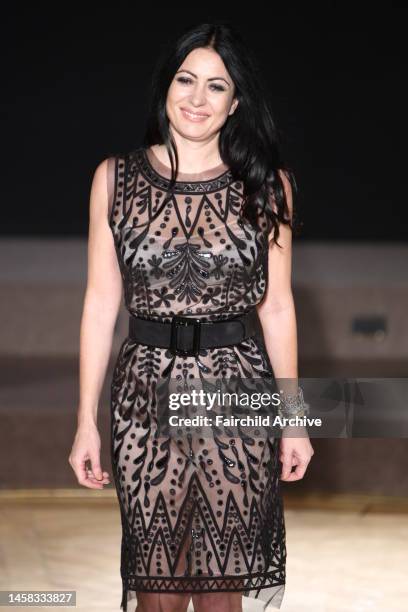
left=91, top=158, right=110, bottom=191
left=89, top=157, right=115, bottom=213
left=85, top=160, right=113, bottom=230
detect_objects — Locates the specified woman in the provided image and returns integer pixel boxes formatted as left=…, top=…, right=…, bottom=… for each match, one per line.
left=69, top=22, right=314, bottom=612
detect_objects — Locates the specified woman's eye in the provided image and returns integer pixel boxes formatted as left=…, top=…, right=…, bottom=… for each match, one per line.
left=176, top=77, right=225, bottom=92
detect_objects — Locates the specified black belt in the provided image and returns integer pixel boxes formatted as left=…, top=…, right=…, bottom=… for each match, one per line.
left=128, top=309, right=261, bottom=357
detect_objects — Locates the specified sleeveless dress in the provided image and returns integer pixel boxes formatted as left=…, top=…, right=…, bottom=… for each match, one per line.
left=106, top=146, right=286, bottom=611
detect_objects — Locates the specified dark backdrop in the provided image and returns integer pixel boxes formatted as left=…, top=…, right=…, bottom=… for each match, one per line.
left=2, top=3, right=405, bottom=240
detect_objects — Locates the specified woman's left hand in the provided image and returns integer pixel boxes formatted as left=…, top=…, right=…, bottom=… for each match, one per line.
left=279, top=428, right=314, bottom=481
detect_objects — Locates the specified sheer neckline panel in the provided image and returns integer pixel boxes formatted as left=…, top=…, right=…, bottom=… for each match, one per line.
left=142, top=146, right=232, bottom=184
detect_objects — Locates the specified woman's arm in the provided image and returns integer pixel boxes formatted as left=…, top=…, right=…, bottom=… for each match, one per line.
left=69, top=158, right=123, bottom=489
left=256, top=170, right=314, bottom=482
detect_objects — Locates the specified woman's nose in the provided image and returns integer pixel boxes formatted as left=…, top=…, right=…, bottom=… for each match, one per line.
left=190, top=84, right=207, bottom=105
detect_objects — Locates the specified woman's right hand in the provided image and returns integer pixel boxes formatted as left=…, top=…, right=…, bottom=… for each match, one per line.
left=68, top=422, right=111, bottom=489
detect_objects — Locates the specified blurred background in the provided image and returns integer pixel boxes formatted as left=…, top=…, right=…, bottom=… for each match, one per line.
left=0, top=3, right=407, bottom=611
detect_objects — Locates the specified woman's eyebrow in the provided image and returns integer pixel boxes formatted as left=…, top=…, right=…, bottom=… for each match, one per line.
left=176, top=69, right=230, bottom=86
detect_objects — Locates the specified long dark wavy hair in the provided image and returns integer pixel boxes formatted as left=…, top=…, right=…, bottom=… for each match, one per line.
left=142, top=21, right=300, bottom=248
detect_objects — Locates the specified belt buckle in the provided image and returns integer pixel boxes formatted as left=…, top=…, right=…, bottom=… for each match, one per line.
left=170, top=315, right=201, bottom=357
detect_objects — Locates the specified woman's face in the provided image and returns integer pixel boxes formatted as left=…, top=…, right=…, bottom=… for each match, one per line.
left=166, top=47, right=238, bottom=142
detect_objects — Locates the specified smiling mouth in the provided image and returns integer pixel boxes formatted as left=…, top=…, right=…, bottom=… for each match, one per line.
left=181, top=108, right=209, bottom=121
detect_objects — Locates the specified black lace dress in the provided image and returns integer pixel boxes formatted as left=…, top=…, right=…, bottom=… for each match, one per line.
left=106, top=146, right=286, bottom=611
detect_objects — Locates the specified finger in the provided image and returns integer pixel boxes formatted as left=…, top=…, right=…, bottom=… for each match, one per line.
left=81, top=455, right=91, bottom=474
left=89, top=456, right=103, bottom=480
left=292, top=465, right=307, bottom=480
left=85, top=474, right=110, bottom=485
left=85, top=469, right=110, bottom=485
left=78, top=466, right=108, bottom=488
left=281, top=472, right=298, bottom=482
left=78, top=475, right=104, bottom=489
left=280, top=458, right=293, bottom=480
left=71, top=457, right=109, bottom=488
left=70, top=458, right=90, bottom=484
left=284, top=460, right=308, bottom=481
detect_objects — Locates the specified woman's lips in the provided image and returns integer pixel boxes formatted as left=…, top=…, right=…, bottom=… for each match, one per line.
left=181, top=108, right=210, bottom=122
